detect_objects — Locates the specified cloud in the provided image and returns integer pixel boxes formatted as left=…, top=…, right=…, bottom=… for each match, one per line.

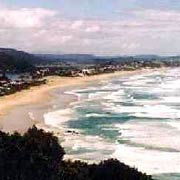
left=0, top=8, right=57, bottom=28
left=0, top=7, right=180, bottom=55
left=85, top=25, right=100, bottom=32
left=133, top=9, right=180, bottom=22
left=71, top=20, right=84, bottom=30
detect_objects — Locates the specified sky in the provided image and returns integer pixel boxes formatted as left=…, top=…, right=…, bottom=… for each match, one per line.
left=0, top=0, right=180, bottom=55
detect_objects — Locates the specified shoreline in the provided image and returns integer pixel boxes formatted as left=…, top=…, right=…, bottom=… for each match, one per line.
left=1, top=67, right=178, bottom=178
left=0, top=68, right=166, bottom=133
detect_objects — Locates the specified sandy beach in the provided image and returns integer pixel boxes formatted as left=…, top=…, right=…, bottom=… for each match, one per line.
left=0, top=68, right=161, bottom=133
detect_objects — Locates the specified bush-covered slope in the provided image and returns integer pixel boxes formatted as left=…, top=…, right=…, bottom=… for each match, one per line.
left=0, top=126, right=153, bottom=180
left=0, top=48, right=36, bottom=72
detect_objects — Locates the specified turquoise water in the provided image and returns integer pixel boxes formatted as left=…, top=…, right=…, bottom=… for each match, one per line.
left=44, top=68, right=180, bottom=179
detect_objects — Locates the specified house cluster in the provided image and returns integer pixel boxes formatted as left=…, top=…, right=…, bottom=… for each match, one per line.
left=55, top=66, right=116, bottom=77
left=70, top=68, right=98, bottom=77
left=0, top=71, right=46, bottom=96
left=0, top=60, right=159, bottom=97
left=36, top=65, right=117, bottom=77
left=34, top=59, right=180, bottom=78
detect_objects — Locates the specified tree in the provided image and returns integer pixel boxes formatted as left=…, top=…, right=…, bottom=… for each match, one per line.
left=0, top=126, right=153, bottom=180
left=89, top=159, right=152, bottom=180
left=0, top=126, right=65, bottom=180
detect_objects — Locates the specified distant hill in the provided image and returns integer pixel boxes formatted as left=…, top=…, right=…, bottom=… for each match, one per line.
left=0, top=48, right=37, bottom=72
left=133, top=55, right=160, bottom=60
left=1, top=48, right=180, bottom=72
left=36, top=53, right=180, bottom=65
left=35, top=54, right=97, bottom=65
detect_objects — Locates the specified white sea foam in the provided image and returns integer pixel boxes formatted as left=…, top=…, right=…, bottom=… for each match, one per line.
left=113, top=144, right=180, bottom=175
left=86, top=113, right=108, bottom=118
left=44, top=108, right=73, bottom=129
left=65, top=91, right=82, bottom=101
left=122, top=79, right=152, bottom=86
left=151, top=87, right=176, bottom=94
left=103, top=102, right=180, bottom=119
left=42, top=68, right=180, bottom=176
left=160, top=79, right=180, bottom=89
left=100, top=83, right=120, bottom=91
left=103, top=90, right=125, bottom=102
left=111, top=110, right=180, bottom=174
left=88, top=92, right=109, bottom=100
left=63, top=134, right=115, bottom=162
left=161, top=96, right=180, bottom=104
left=115, top=121, right=180, bottom=150
left=166, top=121, right=180, bottom=131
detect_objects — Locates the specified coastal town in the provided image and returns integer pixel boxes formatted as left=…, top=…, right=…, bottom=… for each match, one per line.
left=0, top=70, right=46, bottom=96
left=0, top=53, right=180, bottom=97
left=0, top=64, right=154, bottom=97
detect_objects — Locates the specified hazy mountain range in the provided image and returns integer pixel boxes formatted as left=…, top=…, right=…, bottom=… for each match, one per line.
left=0, top=48, right=180, bottom=72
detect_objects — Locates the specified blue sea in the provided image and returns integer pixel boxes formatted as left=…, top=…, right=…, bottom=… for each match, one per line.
left=44, top=68, right=180, bottom=179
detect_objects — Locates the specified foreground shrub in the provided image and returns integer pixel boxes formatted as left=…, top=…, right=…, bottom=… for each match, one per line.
left=0, top=126, right=153, bottom=180
left=89, top=159, right=152, bottom=180
left=0, top=126, right=65, bottom=180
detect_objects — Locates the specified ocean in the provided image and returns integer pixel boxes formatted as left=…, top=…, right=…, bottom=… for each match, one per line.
left=44, top=68, right=180, bottom=180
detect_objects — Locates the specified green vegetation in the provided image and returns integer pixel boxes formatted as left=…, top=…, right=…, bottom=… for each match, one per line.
left=0, top=50, right=35, bottom=72
left=0, top=126, right=153, bottom=180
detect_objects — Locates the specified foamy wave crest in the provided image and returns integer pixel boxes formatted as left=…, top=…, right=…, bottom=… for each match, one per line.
left=104, top=104, right=180, bottom=119
left=65, top=91, right=82, bottom=101
left=62, top=134, right=115, bottom=162
left=44, top=108, right=73, bottom=128
left=115, top=120, right=180, bottom=151
left=86, top=113, right=109, bottom=118
left=113, top=144, right=180, bottom=175
left=161, top=96, right=180, bottom=104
